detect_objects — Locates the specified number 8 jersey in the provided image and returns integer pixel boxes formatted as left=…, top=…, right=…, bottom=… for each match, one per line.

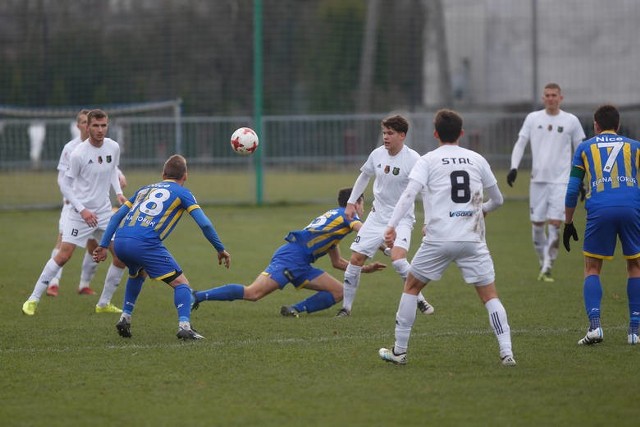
left=116, top=180, right=200, bottom=242
left=411, top=144, right=497, bottom=243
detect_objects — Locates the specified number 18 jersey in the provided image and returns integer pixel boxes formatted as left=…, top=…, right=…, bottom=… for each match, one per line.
left=116, top=180, right=200, bottom=243
left=412, top=144, right=497, bottom=243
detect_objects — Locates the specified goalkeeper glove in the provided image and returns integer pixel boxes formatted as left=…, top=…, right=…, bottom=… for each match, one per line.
left=563, top=222, right=579, bottom=252
left=506, top=169, right=517, bottom=187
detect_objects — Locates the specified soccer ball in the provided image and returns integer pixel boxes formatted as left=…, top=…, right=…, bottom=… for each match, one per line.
left=230, top=127, right=259, bottom=155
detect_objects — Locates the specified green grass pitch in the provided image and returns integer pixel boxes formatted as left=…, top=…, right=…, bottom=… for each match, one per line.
left=0, top=172, right=637, bottom=426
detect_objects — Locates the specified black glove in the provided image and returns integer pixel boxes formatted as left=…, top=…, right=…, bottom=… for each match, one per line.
left=563, top=222, right=579, bottom=252
left=579, top=182, right=586, bottom=202
left=506, top=169, right=517, bottom=187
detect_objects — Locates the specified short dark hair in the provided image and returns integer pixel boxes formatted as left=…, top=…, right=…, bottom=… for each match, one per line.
left=338, top=187, right=363, bottom=207
left=87, top=109, right=108, bottom=125
left=381, top=115, right=409, bottom=135
left=594, top=104, right=620, bottom=132
left=163, top=154, right=187, bottom=180
left=544, top=82, right=562, bottom=92
left=434, top=109, right=463, bottom=143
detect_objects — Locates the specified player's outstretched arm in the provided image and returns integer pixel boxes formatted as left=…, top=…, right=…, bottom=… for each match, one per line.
left=190, top=208, right=228, bottom=266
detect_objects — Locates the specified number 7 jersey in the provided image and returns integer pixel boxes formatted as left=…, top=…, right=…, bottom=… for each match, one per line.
left=572, top=131, right=640, bottom=210
left=116, top=180, right=201, bottom=242
left=411, top=144, right=498, bottom=243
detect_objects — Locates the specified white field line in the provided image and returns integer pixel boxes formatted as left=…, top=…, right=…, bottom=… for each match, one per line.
left=0, top=324, right=630, bottom=354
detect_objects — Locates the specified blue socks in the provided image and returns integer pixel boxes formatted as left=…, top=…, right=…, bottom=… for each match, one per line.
left=194, top=284, right=245, bottom=303
left=122, top=275, right=145, bottom=316
left=174, top=284, right=193, bottom=323
left=584, top=275, right=602, bottom=330
left=628, top=277, right=640, bottom=335
left=292, top=291, right=336, bottom=314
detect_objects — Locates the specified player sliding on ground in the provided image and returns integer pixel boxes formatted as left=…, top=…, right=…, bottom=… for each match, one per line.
left=191, top=188, right=386, bottom=316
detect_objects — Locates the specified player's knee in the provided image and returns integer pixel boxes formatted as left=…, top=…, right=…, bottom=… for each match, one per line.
left=349, top=252, right=367, bottom=266
left=54, top=251, right=73, bottom=266
left=332, top=287, right=343, bottom=302
left=243, top=286, right=262, bottom=301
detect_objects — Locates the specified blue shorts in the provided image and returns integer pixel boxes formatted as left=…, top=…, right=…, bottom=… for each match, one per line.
left=114, top=237, right=182, bottom=282
left=584, top=206, right=640, bottom=259
left=263, top=243, right=324, bottom=289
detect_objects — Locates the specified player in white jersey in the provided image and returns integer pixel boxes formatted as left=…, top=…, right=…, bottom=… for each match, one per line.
left=46, top=109, right=127, bottom=297
left=336, top=114, right=433, bottom=317
left=378, top=109, right=515, bottom=366
left=22, top=109, right=128, bottom=316
left=507, top=83, right=586, bottom=282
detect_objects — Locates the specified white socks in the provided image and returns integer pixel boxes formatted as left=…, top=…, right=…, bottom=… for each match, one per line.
left=532, top=224, right=546, bottom=267
left=544, top=225, right=560, bottom=271
left=97, top=264, right=125, bottom=307
left=30, top=258, right=62, bottom=301
left=485, top=298, right=513, bottom=358
left=79, top=251, right=99, bottom=289
left=394, top=293, right=418, bottom=354
left=51, top=248, right=63, bottom=282
left=342, top=263, right=362, bottom=311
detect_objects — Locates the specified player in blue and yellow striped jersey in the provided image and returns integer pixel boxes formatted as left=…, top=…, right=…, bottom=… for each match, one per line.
left=93, top=154, right=231, bottom=340
left=192, top=188, right=387, bottom=316
left=564, top=104, right=640, bottom=346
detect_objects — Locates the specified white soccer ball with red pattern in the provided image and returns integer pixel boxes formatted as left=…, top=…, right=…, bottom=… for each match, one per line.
left=230, top=127, right=259, bottom=155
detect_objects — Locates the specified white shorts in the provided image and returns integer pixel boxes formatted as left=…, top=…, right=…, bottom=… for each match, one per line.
left=529, top=182, right=565, bottom=222
left=61, top=205, right=113, bottom=248
left=350, top=210, right=414, bottom=258
left=58, top=203, right=73, bottom=233
left=410, top=240, right=495, bottom=286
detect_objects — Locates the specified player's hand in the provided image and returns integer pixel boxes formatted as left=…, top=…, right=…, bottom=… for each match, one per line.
left=579, top=182, right=586, bottom=202
left=218, top=250, right=231, bottom=268
left=80, top=209, right=98, bottom=227
left=116, top=194, right=127, bottom=206
left=363, top=262, right=386, bottom=273
left=563, top=222, right=579, bottom=252
left=93, top=247, right=108, bottom=263
left=344, top=203, right=356, bottom=221
left=384, top=227, right=396, bottom=247
left=506, top=169, right=517, bottom=187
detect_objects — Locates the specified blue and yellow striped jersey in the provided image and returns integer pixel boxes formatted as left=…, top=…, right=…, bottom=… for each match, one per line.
left=284, top=206, right=362, bottom=262
left=573, top=131, right=640, bottom=209
left=115, top=180, right=200, bottom=242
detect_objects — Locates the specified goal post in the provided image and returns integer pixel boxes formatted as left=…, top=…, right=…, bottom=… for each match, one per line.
left=0, top=99, right=182, bottom=210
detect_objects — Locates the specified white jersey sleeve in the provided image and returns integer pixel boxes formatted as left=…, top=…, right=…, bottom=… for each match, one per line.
left=57, top=137, right=83, bottom=172
left=56, top=137, right=84, bottom=203
left=415, top=144, right=497, bottom=242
